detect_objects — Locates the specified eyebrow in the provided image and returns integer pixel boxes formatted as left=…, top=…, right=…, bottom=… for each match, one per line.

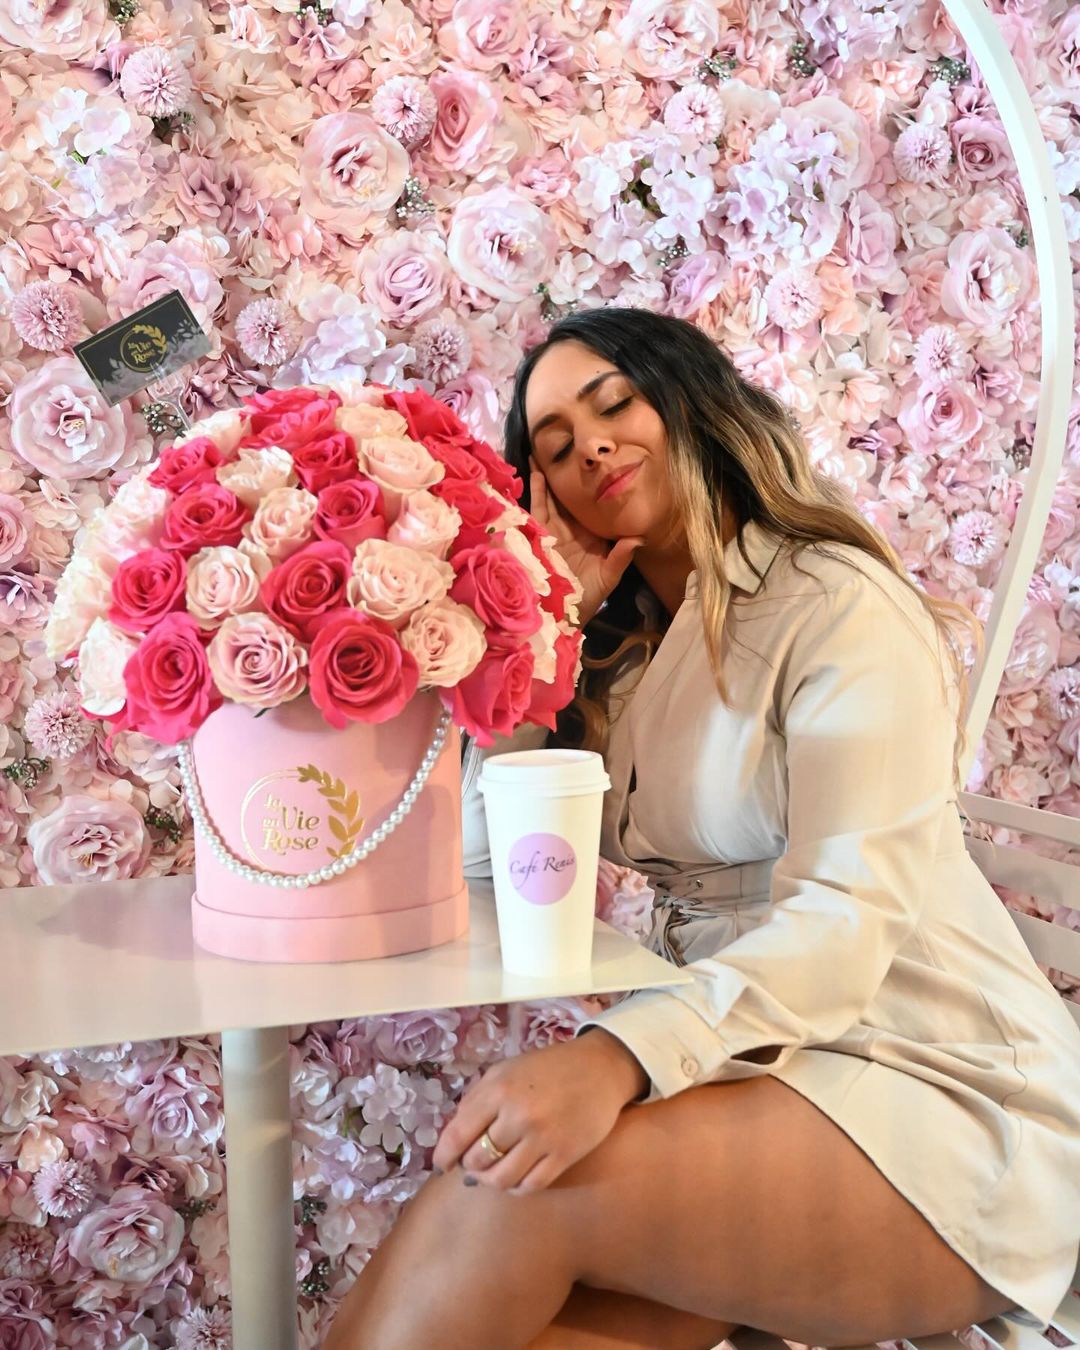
left=528, top=370, right=621, bottom=441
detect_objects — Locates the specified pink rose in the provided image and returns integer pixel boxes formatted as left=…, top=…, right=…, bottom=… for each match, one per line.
left=356, top=435, right=445, bottom=506
left=400, top=599, right=487, bottom=687
left=308, top=611, right=419, bottom=727
left=149, top=436, right=227, bottom=494
left=440, top=0, right=527, bottom=70
left=314, top=479, right=387, bottom=550
left=897, top=382, right=983, bottom=456
left=450, top=544, right=542, bottom=638
left=207, top=612, right=308, bottom=708
left=160, top=484, right=252, bottom=557
left=940, top=229, right=1033, bottom=327
left=108, top=548, right=187, bottom=634
left=185, top=545, right=266, bottom=626
left=242, top=387, right=341, bottom=450
left=665, top=251, right=728, bottom=319
left=427, top=70, right=501, bottom=172
left=347, top=538, right=454, bottom=627
left=1002, top=602, right=1062, bottom=693
left=68, top=1185, right=183, bottom=1284
left=360, top=230, right=449, bottom=325
left=0, top=494, right=31, bottom=570
left=432, top=477, right=503, bottom=529
left=951, top=116, right=1011, bottom=182
left=290, top=432, right=358, bottom=494
left=387, top=489, right=462, bottom=558
left=26, top=795, right=150, bottom=886
left=114, top=612, right=221, bottom=743
left=300, top=113, right=410, bottom=239
left=441, top=642, right=535, bottom=746
left=10, top=357, right=147, bottom=480
left=447, top=188, right=558, bottom=301
left=261, top=539, right=352, bottom=642
left=247, top=487, right=320, bottom=562
left=524, top=630, right=581, bottom=731
left=128, top=1056, right=224, bottom=1155
left=843, top=190, right=900, bottom=288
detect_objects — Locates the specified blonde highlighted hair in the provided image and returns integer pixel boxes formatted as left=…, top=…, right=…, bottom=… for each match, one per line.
left=503, top=308, right=982, bottom=786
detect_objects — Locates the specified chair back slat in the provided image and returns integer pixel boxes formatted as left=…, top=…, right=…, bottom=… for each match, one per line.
left=965, top=839, right=1080, bottom=914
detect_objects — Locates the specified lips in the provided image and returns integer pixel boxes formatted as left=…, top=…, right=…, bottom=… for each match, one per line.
left=596, top=462, right=641, bottom=501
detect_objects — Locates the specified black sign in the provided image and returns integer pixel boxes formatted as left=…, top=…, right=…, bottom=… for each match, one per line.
left=74, top=290, right=211, bottom=407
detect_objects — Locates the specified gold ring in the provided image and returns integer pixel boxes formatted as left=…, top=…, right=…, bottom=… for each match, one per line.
left=479, top=1130, right=506, bottom=1162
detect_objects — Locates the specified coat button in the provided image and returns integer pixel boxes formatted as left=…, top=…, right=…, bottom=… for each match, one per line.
left=681, top=1056, right=699, bottom=1077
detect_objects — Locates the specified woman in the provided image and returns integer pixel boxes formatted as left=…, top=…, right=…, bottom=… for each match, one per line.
left=324, top=309, right=1080, bottom=1350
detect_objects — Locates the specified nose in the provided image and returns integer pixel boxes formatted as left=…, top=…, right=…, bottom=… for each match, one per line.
left=579, top=434, right=615, bottom=466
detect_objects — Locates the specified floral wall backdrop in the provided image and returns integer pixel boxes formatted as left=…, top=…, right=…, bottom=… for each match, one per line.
left=0, top=0, right=1079, bottom=1343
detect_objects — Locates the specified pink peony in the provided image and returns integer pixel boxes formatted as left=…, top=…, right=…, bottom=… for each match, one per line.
left=68, top=1184, right=183, bottom=1285
left=940, top=229, right=1033, bottom=328
left=299, top=113, right=410, bottom=239
left=614, top=0, right=721, bottom=80
left=105, top=230, right=225, bottom=333
left=10, top=358, right=145, bottom=480
left=27, top=794, right=151, bottom=886
left=447, top=188, right=559, bottom=301
left=0, top=0, right=115, bottom=58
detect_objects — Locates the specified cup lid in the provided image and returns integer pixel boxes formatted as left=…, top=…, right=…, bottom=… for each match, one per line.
left=478, top=748, right=610, bottom=795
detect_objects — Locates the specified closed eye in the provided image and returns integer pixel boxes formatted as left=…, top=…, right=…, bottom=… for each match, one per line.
left=551, top=397, right=632, bottom=463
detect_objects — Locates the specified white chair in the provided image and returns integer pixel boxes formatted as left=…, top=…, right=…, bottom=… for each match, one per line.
left=725, top=792, right=1080, bottom=1350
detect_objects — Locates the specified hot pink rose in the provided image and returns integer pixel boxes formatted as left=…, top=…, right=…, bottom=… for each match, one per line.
left=308, top=611, right=419, bottom=727
left=148, top=437, right=226, bottom=494
left=380, top=389, right=470, bottom=444
left=450, top=545, right=542, bottom=638
left=160, top=484, right=252, bottom=557
left=524, top=630, right=581, bottom=732
left=108, top=548, right=187, bottom=634
left=519, top=519, right=580, bottom=622
left=241, top=388, right=341, bottom=451
left=290, top=431, right=358, bottom=494
left=427, top=69, right=501, bottom=172
left=114, top=612, right=221, bottom=744
left=261, top=539, right=352, bottom=642
left=433, top=477, right=503, bottom=529
left=424, top=440, right=487, bottom=483
left=314, top=479, right=387, bottom=550
left=441, top=642, right=535, bottom=746
left=468, top=439, right=522, bottom=501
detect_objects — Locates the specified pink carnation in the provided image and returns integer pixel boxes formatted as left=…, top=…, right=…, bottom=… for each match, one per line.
left=119, top=46, right=192, bottom=118
left=10, top=282, right=82, bottom=353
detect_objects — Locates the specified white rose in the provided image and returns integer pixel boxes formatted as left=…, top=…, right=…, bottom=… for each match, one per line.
left=77, top=618, right=139, bottom=716
left=247, top=486, right=319, bottom=561
left=45, top=554, right=114, bottom=659
left=335, top=404, right=410, bottom=442
left=186, top=546, right=265, bottom=627
left=529, top=609, right=561, bottom=683
left=502, top=526, right=551, bottom=597
left=347, top=538, right=454, bottom=627
left=181, top=408, right=248, bottom=455
left=386, top=489, right=462, bottom=559
left=401, top=599, right=487, bottom=687
left=216, top=445, right=297, bottom=508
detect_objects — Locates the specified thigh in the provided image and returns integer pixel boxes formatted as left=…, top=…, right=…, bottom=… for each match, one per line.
left=545, top=1075, right=1015, bottom=1345
left=528, top=1286, right=740, bottom=1350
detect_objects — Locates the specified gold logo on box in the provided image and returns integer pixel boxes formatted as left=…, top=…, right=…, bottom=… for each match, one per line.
left=240, top=765, right=365, bottom=869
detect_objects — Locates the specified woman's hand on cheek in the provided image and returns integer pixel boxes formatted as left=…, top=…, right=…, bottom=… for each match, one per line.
left=431, top=1031, right=648, bottom=1195
left=530, top=459, right=644, bottom=626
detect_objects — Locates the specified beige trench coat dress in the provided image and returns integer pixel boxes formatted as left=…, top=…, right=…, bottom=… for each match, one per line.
left=461, top=521, right=1080, bottom=1329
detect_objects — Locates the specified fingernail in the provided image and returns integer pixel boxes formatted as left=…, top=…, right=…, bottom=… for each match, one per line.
left=463, top=1174, right=478, bottom=1187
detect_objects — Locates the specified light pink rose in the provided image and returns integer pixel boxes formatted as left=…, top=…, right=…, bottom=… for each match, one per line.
left=359, top=230, right=449, bottom=325
left=940, top=229, right=1033, bottom=327
left=447, top=188, right=559, bottom=301
left=45, top=556, right=114, bottom=660
left=427, top=69, right=502, bottom=172
left=27, top=795, right=151, bottom=886
left=128, top=1055, right=224, bottom=1155
left=207, top=612, right=308, bottom=707
left=105, top=230, right=225, bottom=333
left=335, top=402, right=409, bottom=441
left=664, top=251, right=728, bottom=318
left=897, top=382, right=983, bottom=455
left=440, top=0, right=527, bottom=69
left=300, top=113, right=410, bottom=239
left=76, top=617, right=139, bottom=716
left=68, top=1184, right=183, bottom=1285
left=1049, top=11, right=1080, bottom=103
left=347, top=538, right=454, bottom=627
left=951, top=116, right=1011, bottom=182
left=357, top=435, right=445, bottom=507
left=366, top=1008, right=462, bottom=1066
left=216, top=445, right=297, bottom=509
left=246, top=486, right=320, bottom=562
left=0, top=495, right=31, bottom=570
left=0, top=0, right=116, bottom=59
left=10, top=358, right=146, bottom=480
left=186, top=546, right=265, bottom=627
left=844, top=190, right=900, bottom=288
left=400, top=597, right=487, bottom=686
left=386, top=489, right=462, bottom=559
left=614, top=0, right=721, bottom=80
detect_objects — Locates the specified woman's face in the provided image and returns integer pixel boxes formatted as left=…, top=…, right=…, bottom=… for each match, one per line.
left=523, top=339, right=677, bottom=543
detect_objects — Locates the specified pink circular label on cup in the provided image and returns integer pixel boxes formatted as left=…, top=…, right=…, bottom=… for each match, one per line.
left=507, top=832, right=577, bottom=906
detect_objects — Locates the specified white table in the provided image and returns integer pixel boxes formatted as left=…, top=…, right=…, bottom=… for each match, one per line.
left=0, top=873, right=689, bottom=1349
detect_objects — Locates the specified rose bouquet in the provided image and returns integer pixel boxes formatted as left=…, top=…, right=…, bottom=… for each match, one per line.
left=44, top=383, right=584, bottom=963
left=45, top=383, right=583, bottom=748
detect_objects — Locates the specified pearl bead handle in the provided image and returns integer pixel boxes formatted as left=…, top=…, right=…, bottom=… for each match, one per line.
left=178, top=706, right=453, bottom=890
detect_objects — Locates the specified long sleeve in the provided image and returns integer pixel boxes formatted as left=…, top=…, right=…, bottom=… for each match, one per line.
left=580, top=573, right=959, bottom=1102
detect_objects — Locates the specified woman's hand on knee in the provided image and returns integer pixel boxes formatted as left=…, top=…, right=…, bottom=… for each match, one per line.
left=431, top=1032, right=647, bottom=1196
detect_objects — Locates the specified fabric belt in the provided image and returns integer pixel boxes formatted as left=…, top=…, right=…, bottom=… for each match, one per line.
left=649, top=858, right=776, bottom=966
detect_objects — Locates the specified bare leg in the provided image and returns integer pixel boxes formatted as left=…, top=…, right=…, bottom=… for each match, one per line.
left=526, top=1287, right=741, bottom=1349
left=322, top=1075, right=1016, bottom=1350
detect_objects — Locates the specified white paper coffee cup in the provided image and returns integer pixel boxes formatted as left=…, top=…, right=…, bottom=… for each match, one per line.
left=478, top=749, right=611, bottom=978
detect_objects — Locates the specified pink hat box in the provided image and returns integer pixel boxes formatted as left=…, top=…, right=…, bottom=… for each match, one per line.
left=186, top=691, right=468, bottom=963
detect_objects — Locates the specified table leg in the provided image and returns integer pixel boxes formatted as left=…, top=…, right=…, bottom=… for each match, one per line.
left=220, top=1026, right=299, bottom=1350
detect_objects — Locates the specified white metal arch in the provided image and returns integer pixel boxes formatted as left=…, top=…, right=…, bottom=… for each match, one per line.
left=939, top=0, right=1074, bottom=782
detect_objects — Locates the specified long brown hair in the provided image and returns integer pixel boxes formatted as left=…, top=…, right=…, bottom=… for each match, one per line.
left=503, top=308, right=981, bottom=784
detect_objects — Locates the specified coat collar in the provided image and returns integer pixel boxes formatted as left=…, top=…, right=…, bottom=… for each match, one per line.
left=686, top=520, right=786, bottom=601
